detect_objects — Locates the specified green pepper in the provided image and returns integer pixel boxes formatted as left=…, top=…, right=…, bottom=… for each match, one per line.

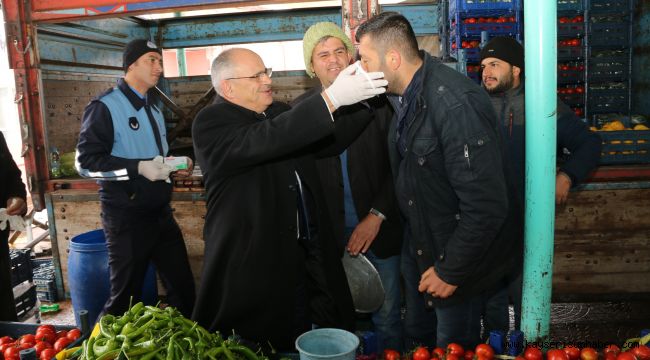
left=140, top=348, right=163, bottom=360
left=222, top=342, right=236, bottom=360
left=120, top=323, right=136, bottom=337
left=85, top=336, right=96, bottom=360
left=230, top=345, right=261, bottom=360
left=99, top=315, right=117, bottom=339
left=93, top=338, right=118, bottom=357
left=129, top=302, right=145, bottom=316
left=126, top=317, right=156, bottom=339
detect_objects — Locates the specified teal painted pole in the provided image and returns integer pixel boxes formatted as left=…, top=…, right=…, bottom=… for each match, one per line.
left=520, top=0, right=557, bottom=342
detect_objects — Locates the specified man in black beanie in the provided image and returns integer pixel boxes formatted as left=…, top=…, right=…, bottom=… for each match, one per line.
left=76, top=39, right=196, bottom=319
left=479, top=36, right=601, bottom=331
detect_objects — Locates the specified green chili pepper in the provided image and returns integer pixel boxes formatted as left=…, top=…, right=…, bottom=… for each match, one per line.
left=222, top=342, right=236, bottom=360
left=130, top=302, right=145, bottom=316
left=230, top=345, right=261, bottom=360
left=93, top=338, right=118, bottom=357
left=99, top=315, right=116, bottom=339
left=140, top=347, right=163, bottom=360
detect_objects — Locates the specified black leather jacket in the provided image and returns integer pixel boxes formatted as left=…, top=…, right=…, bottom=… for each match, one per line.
left=388, top=52, right=522, bottom=305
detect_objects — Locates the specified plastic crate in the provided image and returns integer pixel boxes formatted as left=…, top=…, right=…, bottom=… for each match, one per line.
left=558, top=21, right=585, bottom=37
left=558, top=0, right=584, bottom=11
left=10, top=249, right=32, bottom=287
left=588, top=21, right=630, bottom=47
left=36, top=281, right=58, bottom=302
left=598, top=131, right=650, bottom=164
left=558, top=46, right=584, bottom=60
left=13, top=284, right=36, bottom=318
left=450, top=46, right=481, bottom=62
left=449, top=0, right=521, bottom=15
left=558, top=92, right=586, bottom=106
left=588, top=88, right=629, bottom=114
left=588, top=54, right=629, bottom=82
left=0, top=321, right=86, bottom=360
left=451, top=11, right=522, bottom=37
left=589, top=0, right=631, bottom=13
left=558, top=69, right=585, bottom=84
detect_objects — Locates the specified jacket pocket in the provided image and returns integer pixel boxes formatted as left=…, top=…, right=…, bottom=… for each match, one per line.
left=411, top=137, right=441, bottom=167
left=450, top=132, right=493, bottom=182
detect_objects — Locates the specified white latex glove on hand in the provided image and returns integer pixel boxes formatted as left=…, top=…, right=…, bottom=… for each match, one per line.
left=138, top=156, right=173, bottom=182
left=325, top=61, right=388, bottom=109
left=0, top=208, right=26, bottom=231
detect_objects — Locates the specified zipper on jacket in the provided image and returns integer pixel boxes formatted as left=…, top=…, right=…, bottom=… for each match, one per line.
left=464, top=144, right=470, bottom=169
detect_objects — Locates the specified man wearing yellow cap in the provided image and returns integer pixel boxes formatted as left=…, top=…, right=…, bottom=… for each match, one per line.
left=294, top=22, right=405, bottom=352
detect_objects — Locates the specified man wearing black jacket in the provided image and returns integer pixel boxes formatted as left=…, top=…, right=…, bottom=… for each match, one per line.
left=479, top=36, right=602, bottom=331
left=0, top=132, right=27, bottom=321
left=293, top=22, right=404, bottom=352
left=192, top=47, right=387, bottom=350
left=356, top=13, right=522, bottom=348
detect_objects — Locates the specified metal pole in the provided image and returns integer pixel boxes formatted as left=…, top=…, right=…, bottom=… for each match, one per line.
left=175, top=12, right=187, bottom=76
left=520, top=0, right=557, bottom=342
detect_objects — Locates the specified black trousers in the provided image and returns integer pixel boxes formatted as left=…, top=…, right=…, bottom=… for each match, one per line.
left=100, top=204, right=196, bottom=318
left=0, top=230, right=18, bottom=321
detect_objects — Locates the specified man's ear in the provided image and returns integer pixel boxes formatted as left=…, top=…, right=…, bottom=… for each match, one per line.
left=220, top=80, right=233, bottom=100
left=386, top=49, right=401, bottom=71
left=512, top=65, right=522, bottom=78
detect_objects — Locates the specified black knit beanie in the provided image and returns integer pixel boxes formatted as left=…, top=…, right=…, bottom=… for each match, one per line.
left=123, top=39, right=162, bottom=72
left=479, top=36, right=524, bottom=71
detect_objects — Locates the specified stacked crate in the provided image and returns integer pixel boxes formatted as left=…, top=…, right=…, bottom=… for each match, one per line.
left=557, top=0, right=586, bottom=118
left=33, top=260, right=58, bottom=302
left=9, top=249, right=37, bottom=318
left=586, top=0, right=633, bottom=123
left=447, top=0, right=523, bottom=83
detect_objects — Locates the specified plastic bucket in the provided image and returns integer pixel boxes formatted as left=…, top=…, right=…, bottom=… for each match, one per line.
left=68, top=229, right=157, bottom=327
left=295, top=328, right=359, bottom=360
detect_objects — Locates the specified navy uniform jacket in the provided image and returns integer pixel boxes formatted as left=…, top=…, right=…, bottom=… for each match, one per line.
left=76, top=79, right=171, bottom=214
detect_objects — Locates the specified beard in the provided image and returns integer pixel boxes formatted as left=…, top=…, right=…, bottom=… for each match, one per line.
left=484, top=70, right=515, bottom=94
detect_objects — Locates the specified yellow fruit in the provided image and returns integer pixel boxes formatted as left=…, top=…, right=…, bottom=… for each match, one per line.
left=589, top=126, right=598, bottom=131
left=606, top=120, right=626, bottom=130
left=634, top=124, right=649, bottom=130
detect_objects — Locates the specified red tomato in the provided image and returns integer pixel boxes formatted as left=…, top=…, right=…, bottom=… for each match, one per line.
left=617, top=353, right=638, bottom=360
left=524, top=347, right=544, bottom=360
left=19, top=334, right=36, bottom=346
left=35, top=330, right=56, bottom=345
left=0, top=336, right=14, bottom=346
left=575, top=15, right=584, bottom=22
left=447, top=355, right=461, bottom=360
left=33, top=341, right=53, bottom=357
left=508, top=16, right=516, bottom=22
left=53, top=337, right=73, bottom=353
left=385, top=349, right=401, bottom=360
left=548, top=349, right=570, bottom=360
left=564, top=346, right=581, bottom=360
left=36, top=325, right=56, bottom=334
left=413, top=347, right=431, bottom=360
left=55, top=330, right=68, bottom=340
left=606, top=345, right=622, bottom=356
left=433, top=348, right=446, bottom=359
left=559, top=17, right=570, bottom=23
left=469, top=40, right=480, bottom=48
left=475, top=344, right=495, bottom=360
left=40, top=348, right=57, bottom=360
left=448, top=343, right=465, bottom=358
left=465, top=350, right=475, bottom=360
left=632, top=346, right=650, bottom=360
left=580, top=347, right=598, bottom=360
left=461, top=41, right=470, bottom=49
left=4, top=345, right=21, bottom=359
left=66, top=329, right=82, bottom=341
left=467, top=18, right=477, bottom=24
left=606, top=353, right=619, bottom=360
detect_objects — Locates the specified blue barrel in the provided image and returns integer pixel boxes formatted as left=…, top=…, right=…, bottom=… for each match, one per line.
left=68, top=229, right=157, bottom=327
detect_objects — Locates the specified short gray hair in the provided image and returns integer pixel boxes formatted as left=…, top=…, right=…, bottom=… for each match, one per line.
left=210, top=49, right=237, bottom=96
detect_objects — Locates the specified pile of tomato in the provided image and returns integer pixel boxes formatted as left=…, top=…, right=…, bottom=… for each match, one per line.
left=461, top=16, right=517, bottom=24
left=381, top=342, right=650, bottom=360
left=557, top=86, right=585, bottom=95
left=559, top=38, right=582, bottom=47
left=0, top=325, right=81, bottom=360
left=558, top=16, right=584, bottom=24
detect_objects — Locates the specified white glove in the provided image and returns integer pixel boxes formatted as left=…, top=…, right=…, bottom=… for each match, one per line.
left=138, top=155, right=173, bottom=182
left=325, top=61, right=388, bottom=109
left=0, top=208, right=26, bottom=231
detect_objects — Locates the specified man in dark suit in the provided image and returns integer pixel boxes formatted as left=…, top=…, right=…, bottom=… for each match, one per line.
left=191, top=47, right=387, bottom=350
left=293, top=22, right=404, bottom=352
left=0, top=131, right=28, bottom=321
